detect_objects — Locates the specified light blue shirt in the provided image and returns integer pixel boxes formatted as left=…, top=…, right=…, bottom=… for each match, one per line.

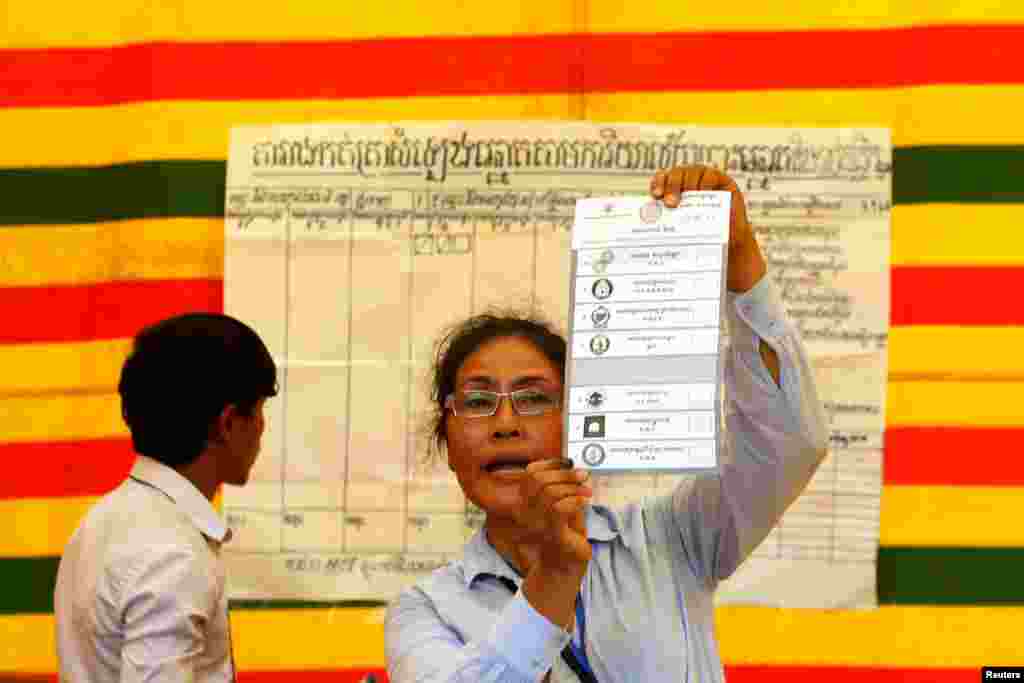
left=385, top=276, right=829, bottom=682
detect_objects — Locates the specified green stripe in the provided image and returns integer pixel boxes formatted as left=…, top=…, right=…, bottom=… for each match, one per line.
left=2, top=557, right=388, bottom=615
left=0, top=160, right=224, bottom=226
left=8, top=548, right=1024, bottom=614
left=2, top=147, right=1024, bottom=226
left=877, top=546, right=1024, bottom=605
left=893, top=146, right=1024, bottom=204
left=230, top=599, right=388, bottom=610
left=1, top=557, right=58, bottom=615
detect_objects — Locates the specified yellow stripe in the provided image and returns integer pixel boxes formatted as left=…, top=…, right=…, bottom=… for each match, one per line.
left=8, top=329, right=1024, bottom=405
left=4, top=0, right=1023, bottom=47
left=892, top=204, right=1024, bottom=267
left=587, top=85, right=1024, bottom=147
left=7, top=329, right=1018, bottom=401
left=716, top=606, right=1022, bottom=666
left=0, top=218, right=223, bottom=288
left=6, top=606, right=1018, bottom=672
left=0, top=339, right=131, bottom=398
left=0, top=498, right=97, bottom=558
left=887, top=380, right=1024, bottom=427
left=3, top=86, right=1024, bottom=168
left=0, top=614, right=57, bottom=673
left=587, top=0, right=1024, bottom=33
left=881, top=486, right=1024, bottom=547
left=2, top=393, right=124, bottom=443
left=6, top=483, right=1024, bottom=557
left=231, top=608, right=388, bottom=669
left=1, top=0, right=579, bottom=48
left=7, top=365, right=1024, bottom=432
left=0, top=97, right=576, bottom=167
left=3, top=202, right=1023, bottom=290
left=230, top=604, right=1024, bottom=667
left=1, top=494, right=224, bottom=559
left=5, top=606, right=1020, bottom=672
left=889, top=327, right=1024, bottom=381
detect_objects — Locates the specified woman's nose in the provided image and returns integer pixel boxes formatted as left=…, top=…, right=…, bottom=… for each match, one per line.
left=491, top=396, right=522, bottom=437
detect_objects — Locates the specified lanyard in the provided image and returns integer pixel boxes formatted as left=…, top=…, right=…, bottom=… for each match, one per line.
left=569, top=539, right=597, bottom=679
left=496, top=575, right=598, bottom=682
left=566, top=593, right=596, bottom=681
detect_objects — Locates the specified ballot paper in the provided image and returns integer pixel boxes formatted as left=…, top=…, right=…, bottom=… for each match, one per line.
left=564, top=192, right=731, bottom=471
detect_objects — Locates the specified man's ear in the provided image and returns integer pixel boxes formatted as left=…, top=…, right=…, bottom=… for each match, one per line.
left=210, top=403, right=239, bottom=444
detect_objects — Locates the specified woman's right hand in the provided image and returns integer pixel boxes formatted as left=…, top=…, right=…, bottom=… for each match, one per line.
left=518, top=458, right=593, bottom=631
left=520, top=458, right=593, bottom=572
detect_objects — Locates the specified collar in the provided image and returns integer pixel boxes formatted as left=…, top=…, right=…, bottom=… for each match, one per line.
left=460, top=504, right=620, bottom=589
left=129, top=455, right=231, bottom=543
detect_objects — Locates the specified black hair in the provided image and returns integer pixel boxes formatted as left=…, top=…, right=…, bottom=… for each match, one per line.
left=117, top=312, right=278, bottom=468
left=426, top=310, right=566, bottom=462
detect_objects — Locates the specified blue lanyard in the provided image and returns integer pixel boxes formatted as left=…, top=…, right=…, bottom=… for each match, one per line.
left=494, top=541, right=598, bottom=681
left=568, top=593, right=594, bottom=677
left=566, top=539, right=597, bottom=681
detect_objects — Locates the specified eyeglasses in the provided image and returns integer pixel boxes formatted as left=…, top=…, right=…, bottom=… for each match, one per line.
left=445, top=388, right=561, bottom=418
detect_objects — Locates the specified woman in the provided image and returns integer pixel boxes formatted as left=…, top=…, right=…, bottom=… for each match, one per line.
left=385, top=166, right=828, bottom=682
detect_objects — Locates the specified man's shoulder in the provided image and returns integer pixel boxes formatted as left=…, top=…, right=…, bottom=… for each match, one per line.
left=72, top=479, right=210, bottom=559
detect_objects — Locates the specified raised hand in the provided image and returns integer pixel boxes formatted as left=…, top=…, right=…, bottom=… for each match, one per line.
left=650, top=165, right=766, bottom=293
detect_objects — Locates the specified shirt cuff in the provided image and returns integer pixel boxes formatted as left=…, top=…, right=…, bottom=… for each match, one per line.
left=488, top=593, right=571, bottom=680
left=726, top=275, right=789, bottom=352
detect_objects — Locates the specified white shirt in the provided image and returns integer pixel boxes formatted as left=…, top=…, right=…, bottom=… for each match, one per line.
left=385, top=275, right=829, bottom=682
left=55, top=456, right=236, bottom=682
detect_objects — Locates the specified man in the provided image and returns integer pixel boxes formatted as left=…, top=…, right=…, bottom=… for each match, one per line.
left=55, top=313, right=278, bottom=681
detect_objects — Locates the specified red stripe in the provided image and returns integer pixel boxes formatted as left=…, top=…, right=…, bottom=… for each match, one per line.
left=0, top=440, right=134, bottom=499
left=0, top=669, right=980, bottom=682
left=1, top=439, right=135, bottom=499
left=724, top=667, right=970, bottom=683
left=237, top=667, right=978, bottom=683
left=239, top=673, right=384, bottom=683
left=0, top=427, right=1017, bottom=499
left=885, top=427, right=1024, bottom=485
left=725, top=667, right=976, bottom=682
left=0, top=266, right=1018, bottom=346
left=2, top=26, right=1024, bottom=107
left=0, top=439, right=135, bottom=500
left=0, top=279, right=222, bottom=344
left=890, top=267, right=1024, bottom=326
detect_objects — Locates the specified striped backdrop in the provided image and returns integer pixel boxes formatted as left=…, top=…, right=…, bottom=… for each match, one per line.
left=2, top=1, right=1023, bottom=679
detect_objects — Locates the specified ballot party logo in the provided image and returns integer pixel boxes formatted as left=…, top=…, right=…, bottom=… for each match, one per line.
left=589, top=334, right=610, bottom=356
left=591, top=278, right=614, bottom=300
left=582, top=443, right=606, bottom=467
left=592, top=248, right=615, bottom=274
left=583, top=415, right=606, bottom=438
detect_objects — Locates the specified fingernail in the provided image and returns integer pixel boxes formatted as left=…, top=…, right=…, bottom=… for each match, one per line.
left=561, top=458, right=574, bottom=469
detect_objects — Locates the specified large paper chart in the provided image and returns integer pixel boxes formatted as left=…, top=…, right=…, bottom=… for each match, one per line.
left=223, top=122, right=891, bottom=608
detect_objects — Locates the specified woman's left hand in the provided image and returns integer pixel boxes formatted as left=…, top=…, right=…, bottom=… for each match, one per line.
left=650, top=165, right=767, bottom=293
